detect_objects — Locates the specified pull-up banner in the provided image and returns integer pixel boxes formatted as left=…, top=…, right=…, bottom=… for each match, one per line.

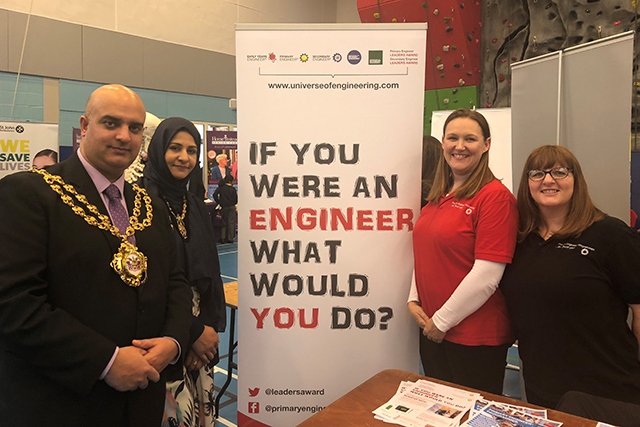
left=236, top=23, right=427, bottom=426
left=0, top=121, right=58, bottom=178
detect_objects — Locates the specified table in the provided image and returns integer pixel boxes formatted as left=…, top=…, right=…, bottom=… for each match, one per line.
left=214, top=281, right=238, bottom=417
left=298, top=369, right=597, bottom=427
left=223, top=281, right=238, bottom=307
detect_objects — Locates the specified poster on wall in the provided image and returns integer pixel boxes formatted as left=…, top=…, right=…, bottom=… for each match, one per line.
left=206, top=130, right=238, bottom=197
left=236, top=23, right=427, bottom=426
left=0, top=121, right=59, bottom=179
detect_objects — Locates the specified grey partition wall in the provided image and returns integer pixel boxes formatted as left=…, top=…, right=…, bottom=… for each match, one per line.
left=511, top=32, right=634, bottom=222
left=511, top=51, right=561, bottom=191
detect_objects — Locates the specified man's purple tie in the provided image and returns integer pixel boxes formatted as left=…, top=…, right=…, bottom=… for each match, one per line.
left=103, top=184, right=135, bottom=244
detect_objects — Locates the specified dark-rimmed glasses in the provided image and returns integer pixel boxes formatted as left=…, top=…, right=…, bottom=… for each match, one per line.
left=527, top=167, right=572, bottom=182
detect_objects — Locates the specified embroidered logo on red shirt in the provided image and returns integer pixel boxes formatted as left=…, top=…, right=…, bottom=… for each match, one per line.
left=451, top=201, right=475, bottom=215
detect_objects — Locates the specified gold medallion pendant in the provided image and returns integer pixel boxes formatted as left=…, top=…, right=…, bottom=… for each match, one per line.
left=111, top=241, right=148, bottom=287
left=175, top=216, right=188, bottom=240
left=165, top=196, right=188, bottom=240
left=31, top=168, right=154, bottom=288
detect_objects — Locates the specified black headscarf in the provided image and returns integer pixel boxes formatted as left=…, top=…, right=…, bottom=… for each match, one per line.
left=143, top=117, right=203, bottom=211
left=141, top=117, right=226, bottom=333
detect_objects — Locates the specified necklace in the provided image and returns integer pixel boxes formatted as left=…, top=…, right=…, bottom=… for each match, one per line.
left=165, top=196, right=188, bottom=239
left=31, top=168, right=153, bottom=287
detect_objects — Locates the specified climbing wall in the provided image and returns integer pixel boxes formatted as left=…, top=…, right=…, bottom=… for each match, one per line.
left=358, top=0, right=483, bottom=135
left=357, top=0, right=640, bottom=138
left=481, top=0, right=639, bottom=110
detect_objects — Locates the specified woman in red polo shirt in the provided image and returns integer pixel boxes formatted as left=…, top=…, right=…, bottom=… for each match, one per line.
left=407, top=108, right=518, bottom=394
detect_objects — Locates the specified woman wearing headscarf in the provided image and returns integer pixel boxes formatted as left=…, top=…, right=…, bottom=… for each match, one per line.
left=140, top=117, right=226, bottom=427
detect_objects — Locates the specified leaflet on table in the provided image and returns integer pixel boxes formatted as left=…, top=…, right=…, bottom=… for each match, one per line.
left=373, top=381, right=418, bottom=425
left=470, top=399, right=548, bottom=419
left=462, top=402, right=563, bottom=427
left=373, top=379, right=481, bottom=427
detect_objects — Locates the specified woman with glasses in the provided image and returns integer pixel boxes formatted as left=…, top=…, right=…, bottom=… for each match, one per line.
left=407, top=108, right=518, bottom=394
left=500, top=145, right=640, bottom=411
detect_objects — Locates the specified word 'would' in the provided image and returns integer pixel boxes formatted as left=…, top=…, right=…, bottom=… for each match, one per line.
left=250, top=272, right=368, bottom=297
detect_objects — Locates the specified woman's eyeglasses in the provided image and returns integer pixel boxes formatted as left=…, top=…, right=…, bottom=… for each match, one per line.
left=527, top=167, right=572, bottom=182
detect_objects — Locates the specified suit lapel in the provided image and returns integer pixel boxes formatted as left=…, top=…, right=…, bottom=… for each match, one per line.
left=59, top=152, right=121, bottom=253
left=126, top=183, right=153, bottom=295
left=62, top=152, right=110, bottom=216
left=123, top=183, right=135, bottom=216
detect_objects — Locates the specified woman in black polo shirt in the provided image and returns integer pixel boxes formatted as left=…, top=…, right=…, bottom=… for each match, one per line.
left=500, top=145, right=640, bottom=413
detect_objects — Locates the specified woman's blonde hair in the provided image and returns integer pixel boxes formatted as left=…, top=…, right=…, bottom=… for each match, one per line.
left=516, top=145, right=604, bottom=241
left=426, top=108, right=495, bottom=203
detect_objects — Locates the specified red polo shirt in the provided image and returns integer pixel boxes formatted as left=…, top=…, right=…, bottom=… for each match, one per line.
left=413, top=179, right=518, bottom=346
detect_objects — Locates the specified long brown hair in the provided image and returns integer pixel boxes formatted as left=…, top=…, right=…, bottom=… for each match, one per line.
left=517, top=145, right=604, bottom=241
left=421, top=135, right=443, bottom=207
left=426, top=108, right=495, bottom=203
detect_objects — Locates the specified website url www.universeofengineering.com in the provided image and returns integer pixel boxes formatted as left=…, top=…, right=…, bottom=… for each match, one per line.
left=267, top=81, right=400, bottom=91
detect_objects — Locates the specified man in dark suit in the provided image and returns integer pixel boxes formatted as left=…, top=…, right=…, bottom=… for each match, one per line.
left=0, top=84, right=193, bottom=427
